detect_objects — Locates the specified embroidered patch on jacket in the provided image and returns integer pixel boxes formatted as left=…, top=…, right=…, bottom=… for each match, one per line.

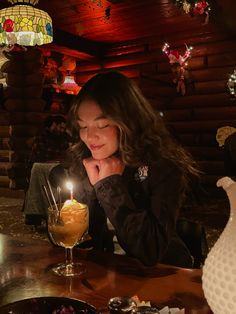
left=135, top=165, right=149, bottom=182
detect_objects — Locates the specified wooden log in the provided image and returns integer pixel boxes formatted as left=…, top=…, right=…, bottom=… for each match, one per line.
left=168, top=119, right=236, bottom=133
left=105, top=43, right=148, bottom=57
left=169, top=93, right=234, bottom=109
left=1, top=60, right=42, bottom=75
left=194, top=106, right=236, bottom=120
left=185, top=146, right=224, bottom=160
left=6, top=73, right=44, bottom=88
left=199, top=174, right=223, bottom=186
left=0, top=138, right=10, bottom=150
left=141, top=85, right=176, bottom=98
left=148, top=98, right=168, bottom=110
left=0, top=112, right=47, bottom=125
left=208, top=51, right=236, bottom=67
left=8, top=137, right=34, bottom=150
left=9, top=150, right=30, bottom=163
left=162, top=109, right=193, bottom=121
left=149, top=30, right=231, bottom=52
left=4, top=86, right=43, bottom=99
left=102, top=51, right=158, bottom=69
left=154, top=65, right=234, bottom=85
left=0, top=187, right=24, bottom=197
left=0, top=126, right=10, bottom=137
left=178, top=133, right=217, bottom=146
left=200, top=133, right=219, bottom=146
left=4, top=99, right=46, bottom=112
left=9, top=125, right=40, bottom=137
left=193, top=80, right=226, bottom=95
left=0, top=111, right=10, bottom=125
left=0, top=162, right=11, bottom=176
left=4, top=48, right=42, bottom=62
left=0, top=150, right=10, bottom=162
left=0, top=176, right=10, bottom=188
left=75, top=62, right=102, bottom=73
left=7, top=164, right=27, bottom=179
left=156, top=56, right=206, bottom=74
left=197, top=160, right=225, bottom=175
left=25, top=112, right=47, bottom=124
left=9, top=177, right=27, bottom=189
left=190, top=66, right=234, bottom=82
left=140, top=63, right=158, bottom=75
left=192, top=40, right=236, bottom=57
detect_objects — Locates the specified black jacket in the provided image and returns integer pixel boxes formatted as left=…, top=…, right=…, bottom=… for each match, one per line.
left=68, top=157, right=192, bottom=268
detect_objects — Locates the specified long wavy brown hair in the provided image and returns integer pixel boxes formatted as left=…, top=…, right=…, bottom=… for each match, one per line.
left=67, top=71, right=199, bottom=188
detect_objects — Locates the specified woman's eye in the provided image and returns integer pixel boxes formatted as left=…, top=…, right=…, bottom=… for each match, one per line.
left=98, top=124, right=109, bottom=129
left=79, top=125, right=87, bottom=130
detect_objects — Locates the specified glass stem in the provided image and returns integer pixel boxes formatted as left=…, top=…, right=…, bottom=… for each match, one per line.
left=65, top=248, right=73, bottom=264
left=65, top=248, right=73, bottom=274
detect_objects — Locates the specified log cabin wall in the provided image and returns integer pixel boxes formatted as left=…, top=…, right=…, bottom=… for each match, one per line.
left=0, top=48, right=47, bottom=194
left=75, top=25, right=236, bottom=197
left=1, top=15, right=236, bottom=198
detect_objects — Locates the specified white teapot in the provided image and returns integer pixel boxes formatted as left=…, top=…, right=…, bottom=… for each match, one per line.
left=202, top=177, right=236, bottom=314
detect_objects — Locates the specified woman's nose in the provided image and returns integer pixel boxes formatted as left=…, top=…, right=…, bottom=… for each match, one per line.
left=86, top=127, right=98, bottom=140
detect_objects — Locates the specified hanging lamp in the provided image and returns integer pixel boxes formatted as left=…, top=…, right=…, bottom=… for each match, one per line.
left=52, top=55, right=81, bottom=95
left=0, top=0, right=53, bottom=46
left=53, top=74, right=81, bottom=95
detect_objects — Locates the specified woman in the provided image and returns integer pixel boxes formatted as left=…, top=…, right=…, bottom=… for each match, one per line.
left=60, top=71, right=199, bottom=267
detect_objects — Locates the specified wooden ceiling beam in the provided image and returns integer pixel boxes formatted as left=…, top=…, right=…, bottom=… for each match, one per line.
left=52, top=28, right=109, bottom=59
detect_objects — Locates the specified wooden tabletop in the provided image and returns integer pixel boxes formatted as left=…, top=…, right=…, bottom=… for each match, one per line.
left=0, top=234, right=212, bottom=314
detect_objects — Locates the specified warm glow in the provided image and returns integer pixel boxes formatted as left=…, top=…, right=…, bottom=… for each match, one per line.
left=66, top=181, right=74, bottom=200
left=53, top=75, right=81, bottom=95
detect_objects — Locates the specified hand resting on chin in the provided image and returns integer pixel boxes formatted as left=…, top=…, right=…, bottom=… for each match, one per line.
left=83, top=156, right=125, bottom=186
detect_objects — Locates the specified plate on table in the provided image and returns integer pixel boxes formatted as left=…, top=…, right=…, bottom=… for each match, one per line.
left=0, top=296, right=99, bottom=314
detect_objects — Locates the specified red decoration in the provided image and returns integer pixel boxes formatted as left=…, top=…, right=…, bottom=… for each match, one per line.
left=194, top=0, right=209, bottom=15
left=162, top=43, right=193, bottom=96
left=3, top=19, right=14, bottom=32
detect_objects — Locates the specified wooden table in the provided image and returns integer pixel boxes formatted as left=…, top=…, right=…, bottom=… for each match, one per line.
left=0, top=234, right=212, bottom=314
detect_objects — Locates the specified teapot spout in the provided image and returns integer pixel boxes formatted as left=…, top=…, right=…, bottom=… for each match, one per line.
left=216, top=176, right=235, bottom=190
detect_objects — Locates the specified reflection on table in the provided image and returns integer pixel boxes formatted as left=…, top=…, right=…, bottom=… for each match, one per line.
left=0, top=234, right=212, bottom=313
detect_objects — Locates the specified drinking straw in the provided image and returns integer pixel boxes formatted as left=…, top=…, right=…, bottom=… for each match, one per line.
left=57, top=186, right=62, bottom=211
left=42, top=184, right=53, bottom=210
left=46, top=178, right=59, bottom=213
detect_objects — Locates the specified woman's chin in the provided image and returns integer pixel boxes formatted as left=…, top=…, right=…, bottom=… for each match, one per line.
left=91, top=152, right=109, bottom=160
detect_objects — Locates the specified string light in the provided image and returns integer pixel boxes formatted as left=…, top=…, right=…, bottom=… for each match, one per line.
left=162, top=43, right=193, bottom=66
left=227, top=69, right=236, bottom=99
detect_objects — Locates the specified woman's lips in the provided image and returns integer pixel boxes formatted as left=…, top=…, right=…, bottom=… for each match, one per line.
left=90, top=144, right=104, bottom=151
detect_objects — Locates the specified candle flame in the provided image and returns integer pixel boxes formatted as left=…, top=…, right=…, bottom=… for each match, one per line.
left=66, top=181, right=73, bottom=190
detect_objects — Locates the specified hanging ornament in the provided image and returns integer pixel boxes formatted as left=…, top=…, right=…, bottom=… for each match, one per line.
left=183, top=1, right=191, bottom=14
left=174, top=0, right=211, bottom=24
left=227, top=69, right=236, bottom=99
left=162, top=43, right=193, bottom=96
left=193, top=0, right=210, bottom=24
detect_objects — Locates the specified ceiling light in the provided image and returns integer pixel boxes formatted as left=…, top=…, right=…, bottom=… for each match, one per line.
left=0, top=0, right=53, bottom=47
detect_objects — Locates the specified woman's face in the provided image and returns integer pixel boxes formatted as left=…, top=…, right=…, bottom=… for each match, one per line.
left=77, top=100, right=119, bottom=160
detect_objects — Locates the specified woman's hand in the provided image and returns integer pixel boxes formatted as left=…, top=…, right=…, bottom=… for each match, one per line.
left=83, top=156, right=125, bottom=186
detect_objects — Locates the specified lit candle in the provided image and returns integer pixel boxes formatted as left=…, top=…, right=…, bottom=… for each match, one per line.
left=66, top=181, right=74, bottom=201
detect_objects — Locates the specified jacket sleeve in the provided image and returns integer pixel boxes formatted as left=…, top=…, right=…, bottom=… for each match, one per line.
left=94, top=162, right=185, bottom=266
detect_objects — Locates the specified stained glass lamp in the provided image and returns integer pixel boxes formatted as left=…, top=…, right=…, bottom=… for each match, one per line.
left=0, top=0, right=53, bottom=46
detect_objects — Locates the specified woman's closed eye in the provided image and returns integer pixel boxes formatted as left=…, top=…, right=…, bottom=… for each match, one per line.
left=97, top=123, right=109, bottom=129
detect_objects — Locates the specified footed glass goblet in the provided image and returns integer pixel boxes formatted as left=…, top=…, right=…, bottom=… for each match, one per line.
left=47, top=200, right=89, bottom=277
